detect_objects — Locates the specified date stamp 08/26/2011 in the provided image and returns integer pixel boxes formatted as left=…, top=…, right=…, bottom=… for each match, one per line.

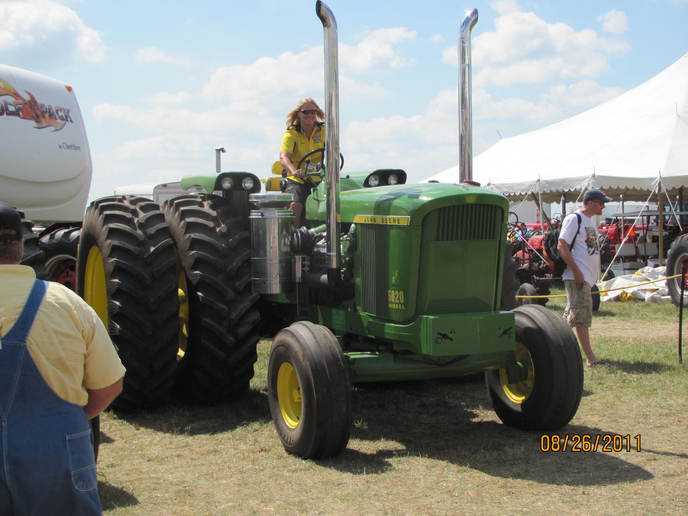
left=540, top=434, right=641, bottom=453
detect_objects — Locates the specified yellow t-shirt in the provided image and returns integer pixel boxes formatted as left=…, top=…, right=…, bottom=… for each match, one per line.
left=279, top=124, right=326, bottom=184
left=0, top=265, right=125, bottom=406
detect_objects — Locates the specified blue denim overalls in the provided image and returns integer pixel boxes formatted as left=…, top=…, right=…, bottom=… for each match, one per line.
left=0, top=280, right=101, bottom=515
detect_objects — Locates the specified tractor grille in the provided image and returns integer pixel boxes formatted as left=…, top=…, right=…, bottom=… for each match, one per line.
left=360, top=225, right=378, bottom=313
left=435, top=204, right=502, bottom=241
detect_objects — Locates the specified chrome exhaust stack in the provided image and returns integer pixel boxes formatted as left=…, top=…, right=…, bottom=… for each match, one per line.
left=316, top=0, right=341, bottom=280
left=459, top=9, right=479, bottom=184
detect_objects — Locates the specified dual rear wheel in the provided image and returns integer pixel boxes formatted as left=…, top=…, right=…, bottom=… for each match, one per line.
left=77, top=196, right=179, bottom=409
left=164, top=194, right=260, bottom=402
left=77, top=194, right=260, bottom=408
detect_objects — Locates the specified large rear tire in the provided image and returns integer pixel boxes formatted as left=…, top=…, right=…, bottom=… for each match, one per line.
left=77, top=196, right=179, bottom=409
left=39, top=226, right=81, bottom=290
left=485, top=304, right=583, bottom=430
left=164, top=194, right=260, bottom=402
left=667, top=234, right=688, bottom=307
left=268, top=321, right=351, bottom=458
left=20, top=219, right=46, bottom=278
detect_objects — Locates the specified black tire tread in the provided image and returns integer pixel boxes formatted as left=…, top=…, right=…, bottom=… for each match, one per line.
left=20, top=219, right=47, bottom=278
left=486, top=304, right=583, bottom=430
left=39, top=227, right=81, bottom=258
left=268, top=321, right=351, bottom=458
left=666, top=234, right=688, bottom=307
left=591, top=284, right=601, bottom=312
left=77, top=196, right=179, bottom=409
left=164, top=194, right=260, bottom=402
left=516, top=282, right=537, bottom=305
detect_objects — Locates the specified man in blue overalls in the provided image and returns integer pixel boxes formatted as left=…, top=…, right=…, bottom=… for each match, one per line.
left=0, top=202, right=125, bottom=515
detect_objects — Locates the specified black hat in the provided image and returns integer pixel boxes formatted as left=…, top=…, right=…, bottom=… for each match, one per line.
left=0, top=202, right=23, bottom=242
left=583, top=189, right=613, bottom=203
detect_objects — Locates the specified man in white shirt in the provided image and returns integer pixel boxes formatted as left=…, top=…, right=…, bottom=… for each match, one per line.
left=557, top=189, right=612, bottom=366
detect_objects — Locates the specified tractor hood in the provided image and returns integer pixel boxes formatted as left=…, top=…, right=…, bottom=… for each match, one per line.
left=306, top=181, right=509, bottom=226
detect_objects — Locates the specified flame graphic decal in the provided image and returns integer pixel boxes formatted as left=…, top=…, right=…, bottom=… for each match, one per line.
left=0, top=78, right=68, bottom=131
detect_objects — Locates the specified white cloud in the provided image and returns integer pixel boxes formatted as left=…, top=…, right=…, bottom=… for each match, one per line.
left=430, top=34, right=444, bottom=43
left=133, top=47, right=191, bottom=67
left=201, top=46, right=322, bottom=106
left=336, top=72, right=630, bottom=182
left=543, top=80, right=624, bottom=108
left=490, top=0, right=520, bottom=15
left=442, top=6, right=629, bottom=87
left=598, top=10, right=629, bottom=35
left=341, top=28, right=416, bottom=72
left=92, top=103, right=279, bottom=138
left=0, top=0, right=106, bottom=63
left=146, top=91, right=193, bottom=105
left=202, top=27, right=415, bottom=106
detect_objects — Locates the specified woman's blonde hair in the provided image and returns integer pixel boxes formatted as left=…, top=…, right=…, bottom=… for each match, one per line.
left=286, top=98, right=325, bottom=129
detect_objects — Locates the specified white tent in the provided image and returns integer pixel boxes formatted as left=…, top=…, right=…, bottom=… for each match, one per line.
left=427, top=53, right=688, bottom=203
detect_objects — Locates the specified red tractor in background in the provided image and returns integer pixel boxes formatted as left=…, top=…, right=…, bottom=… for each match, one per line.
left=507, top=214, right=555, bottom=307
left=508, top=212, right=611, bottom=311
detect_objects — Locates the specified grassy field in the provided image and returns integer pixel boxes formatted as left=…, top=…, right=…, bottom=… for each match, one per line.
left=98, top=294, right=688, bottom=515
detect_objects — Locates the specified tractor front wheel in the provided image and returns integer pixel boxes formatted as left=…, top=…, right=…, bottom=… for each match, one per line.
left=516, top=282, right=537, bottom=305
left=268, top=321, right=351, bottom=458
left=591, top=284, right=601, bottom=312
left=485, top=304, right=583, bottom=430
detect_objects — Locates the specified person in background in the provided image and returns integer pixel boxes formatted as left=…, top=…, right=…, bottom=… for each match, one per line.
left=0, top=201, right=125, bottom=515
left=279, top=98, right=326, bottom=227
left=557, top=189, right=612, bottom=367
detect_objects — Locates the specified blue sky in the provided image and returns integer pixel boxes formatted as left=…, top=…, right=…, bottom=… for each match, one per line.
left=1, top=0, right=687, bottom=200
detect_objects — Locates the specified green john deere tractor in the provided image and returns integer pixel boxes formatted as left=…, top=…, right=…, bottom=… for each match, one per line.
left=76, top=1, right=583, bottom=458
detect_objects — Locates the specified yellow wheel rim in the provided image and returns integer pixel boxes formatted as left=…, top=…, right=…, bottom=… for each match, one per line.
left=276, top=362, right=302, bottom=429
left=499, top=341, right=534, bottom=404
left=177, top=266, right=189, bottom=360
left=84, top=246, right=109, bottom=328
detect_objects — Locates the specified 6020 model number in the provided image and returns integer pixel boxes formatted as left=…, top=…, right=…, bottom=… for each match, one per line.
left=540, top=433, right=641, bottom=453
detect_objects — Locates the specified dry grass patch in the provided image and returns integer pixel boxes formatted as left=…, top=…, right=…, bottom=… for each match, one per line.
left=98, top=296, right=688, bottom=515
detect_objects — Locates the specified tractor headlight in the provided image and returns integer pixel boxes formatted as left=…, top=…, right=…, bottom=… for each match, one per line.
left=242, top=177, right=255, bottom=191
left=221, top=177, right=234, bottom=190
left=367, top=174, right=380, bottom=187
left=388, top=173, right=399, bottom=185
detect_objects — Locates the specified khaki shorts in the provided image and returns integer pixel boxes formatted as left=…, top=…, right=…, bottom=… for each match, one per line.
left=563, top=280, right=592, bottom=328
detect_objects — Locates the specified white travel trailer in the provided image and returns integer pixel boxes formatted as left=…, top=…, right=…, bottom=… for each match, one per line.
left=0, top=64, right=92, bottom=286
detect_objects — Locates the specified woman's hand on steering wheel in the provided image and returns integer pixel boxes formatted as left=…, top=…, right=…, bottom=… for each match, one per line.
left=297, top=147, right=345, bottom=175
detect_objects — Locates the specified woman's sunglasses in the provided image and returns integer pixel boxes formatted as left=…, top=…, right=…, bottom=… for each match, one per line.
left=300, top=109, right=318, bottom=115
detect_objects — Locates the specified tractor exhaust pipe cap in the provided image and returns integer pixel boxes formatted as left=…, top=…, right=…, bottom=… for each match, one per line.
left=459, top=8, right=478, bottom=184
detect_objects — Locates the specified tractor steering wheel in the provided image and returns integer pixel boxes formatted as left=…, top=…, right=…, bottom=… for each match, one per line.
left=297, top=148, right=345, bottom=179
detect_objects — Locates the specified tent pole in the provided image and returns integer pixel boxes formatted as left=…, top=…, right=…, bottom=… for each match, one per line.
left=538, top=181, right=544, bottom=230
left=620, top=194, right=625, bottom=260
left=560, top=193, right=566, bottom=220
left=680, top=187, right=685, bottom=228
left=658, top=181, right=665, bottom=266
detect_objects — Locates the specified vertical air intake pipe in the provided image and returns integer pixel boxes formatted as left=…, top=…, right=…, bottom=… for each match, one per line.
left=459, top=9, right=479, bottom=183
left=316, top=1, right=341, bottom=281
